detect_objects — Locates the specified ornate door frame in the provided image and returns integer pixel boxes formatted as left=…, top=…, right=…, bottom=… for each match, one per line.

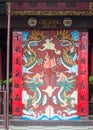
left=12, top=29, right=88, bottom=120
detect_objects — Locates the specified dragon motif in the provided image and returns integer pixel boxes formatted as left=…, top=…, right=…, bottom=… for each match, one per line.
left=22, top=47, right=37, bottom=73
left=22, top=30, right=45, bottom=73
left=54, top=30, right=73, bottom=47
left=57, top=45, right=78, bottom=75
left=54, top=72, right=76, bottom=109
left=55, top=30, right=78, bottom=76
left=23, top=72, right=44, bottom=108
left=27, top=30, right=45, bottom=46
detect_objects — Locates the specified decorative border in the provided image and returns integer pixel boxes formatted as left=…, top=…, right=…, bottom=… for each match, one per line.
left=5, top=2, right=93, bottom=16
left=10, top=10, right=93, bottom=16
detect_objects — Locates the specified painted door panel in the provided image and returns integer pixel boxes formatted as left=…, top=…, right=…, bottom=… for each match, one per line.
left=22, top=30, right=79, bottom=120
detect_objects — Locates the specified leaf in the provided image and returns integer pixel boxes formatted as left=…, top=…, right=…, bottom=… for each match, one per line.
left=89, top=76, right=93, bottom=85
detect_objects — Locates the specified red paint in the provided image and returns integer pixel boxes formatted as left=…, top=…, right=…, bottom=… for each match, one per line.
left=12, top=30, right=89, bottom=118
left=78, top=32, right=88, bottom=116
left=22, top=30, right=78, bottom=119
left=11, top=2, right=89, bottom=11
left=12, top=32, right=22, bottom=116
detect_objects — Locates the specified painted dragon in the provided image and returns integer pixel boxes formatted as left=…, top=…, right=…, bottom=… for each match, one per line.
left=23, top=72, right=44, bottom=108
left=54, top=72, right=77, bottom=109
left=22, top=30, right=45, bottom=74
left=54, top=30, right=78, bottom=76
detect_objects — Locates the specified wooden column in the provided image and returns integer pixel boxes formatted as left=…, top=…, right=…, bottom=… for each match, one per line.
left=6, top=2, right=11, bottom=130
left=90, top=48, right=93, bottom=75
left=0, top=47, right=2, bottom=79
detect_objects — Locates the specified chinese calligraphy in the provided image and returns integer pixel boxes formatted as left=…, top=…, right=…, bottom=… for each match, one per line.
left=12, top=32, right=22, bottom=116
left=78, top=32, right=88, bottom=116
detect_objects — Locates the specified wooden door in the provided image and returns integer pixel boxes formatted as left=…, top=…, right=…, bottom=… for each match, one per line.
left=22, top=29, right=79, bottom=120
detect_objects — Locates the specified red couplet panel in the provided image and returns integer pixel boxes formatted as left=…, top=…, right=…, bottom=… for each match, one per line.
left=78, top=32, right=88, bottom=116
left=12, top=32, right=22, bottom=115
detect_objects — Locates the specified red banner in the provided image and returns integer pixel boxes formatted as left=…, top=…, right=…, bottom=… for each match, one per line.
left=78, top=32, right=88, bottom=116
left=12, top=32, right=22, bottom=115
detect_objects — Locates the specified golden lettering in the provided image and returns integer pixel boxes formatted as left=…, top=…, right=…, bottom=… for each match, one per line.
left=39, top=19, right=61, bottom=28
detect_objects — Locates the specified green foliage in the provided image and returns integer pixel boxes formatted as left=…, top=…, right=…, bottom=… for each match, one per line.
left=0, top=77, right=12, bottom=86
left=0, top=79, right=3, bottom=85
left=89, top=76, right=93, bottom=85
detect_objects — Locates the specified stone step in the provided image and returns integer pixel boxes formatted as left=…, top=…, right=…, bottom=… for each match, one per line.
left=0, top=126, right=93, bottom=130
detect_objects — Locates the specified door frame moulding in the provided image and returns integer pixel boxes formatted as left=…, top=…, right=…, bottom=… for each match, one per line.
left=2, top=1, right=92, bottom=129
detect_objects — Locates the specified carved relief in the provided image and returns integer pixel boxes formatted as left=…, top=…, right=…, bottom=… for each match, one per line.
left=10, top=10, right=93, bottom=16
left=6, top=2, right=93, bottom=16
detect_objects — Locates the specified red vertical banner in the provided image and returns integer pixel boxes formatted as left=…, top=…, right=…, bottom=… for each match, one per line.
left=78, top=32, right=88, bottom=116
left=12, top=32, right=22, bottom=116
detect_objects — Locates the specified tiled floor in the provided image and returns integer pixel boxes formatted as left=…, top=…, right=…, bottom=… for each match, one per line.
left=1, top=126, right=93, bottom=130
